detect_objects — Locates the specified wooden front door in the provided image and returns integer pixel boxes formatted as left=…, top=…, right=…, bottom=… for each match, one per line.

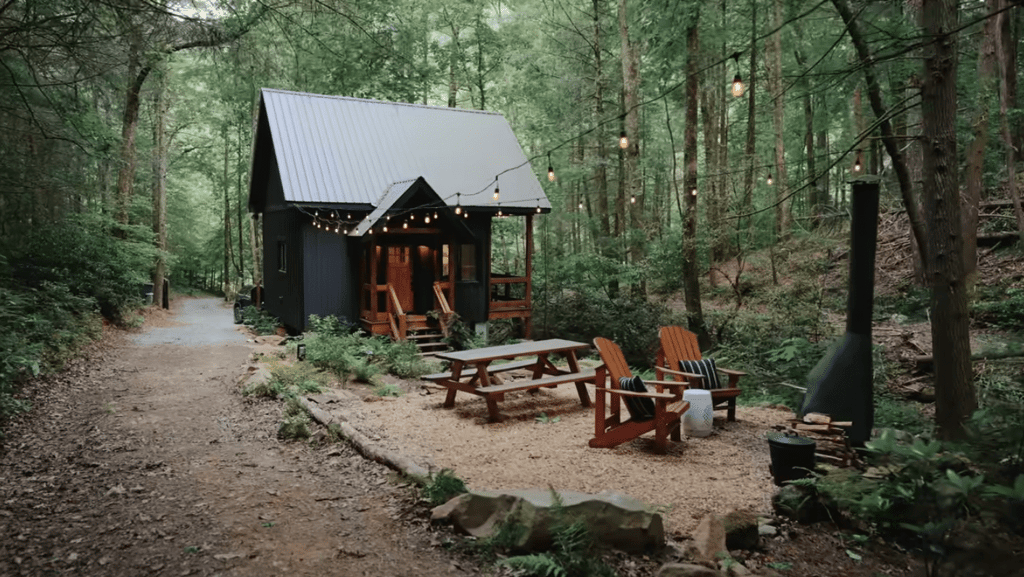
left=386, top=246, right=413, bottom=312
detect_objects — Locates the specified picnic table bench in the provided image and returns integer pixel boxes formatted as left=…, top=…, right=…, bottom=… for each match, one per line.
left=424, top=339, right=595, bottom=422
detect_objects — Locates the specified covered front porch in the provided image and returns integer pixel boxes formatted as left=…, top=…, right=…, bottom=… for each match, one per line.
left=357, top=213, right=536, bottom=347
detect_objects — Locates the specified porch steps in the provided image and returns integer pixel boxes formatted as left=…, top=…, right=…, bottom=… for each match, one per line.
left=407, top=329, right=448, bottom=356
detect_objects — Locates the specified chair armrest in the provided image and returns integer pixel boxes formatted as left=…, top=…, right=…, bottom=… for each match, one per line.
left=645, top=379, right=690, bottom=389
left=658, top=366, right=706, bottom=381
left=599, top=388, right=675, bottom=400
left=719, top=368, right=746, bottom=388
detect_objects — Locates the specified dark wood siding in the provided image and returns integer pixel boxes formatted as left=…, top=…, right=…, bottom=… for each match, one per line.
left=302, top=226, right=357, bottom=328
left=454, top=215, right=491, bottom=324
left=261, top=161, right=304, bottom=332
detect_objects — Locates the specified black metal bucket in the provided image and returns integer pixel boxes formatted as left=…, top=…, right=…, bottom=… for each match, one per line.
left=767, top=432, right=816, bottom=486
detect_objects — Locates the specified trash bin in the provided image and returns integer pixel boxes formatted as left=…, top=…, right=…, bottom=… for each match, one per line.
left=766, top=431, right=816, bottom=486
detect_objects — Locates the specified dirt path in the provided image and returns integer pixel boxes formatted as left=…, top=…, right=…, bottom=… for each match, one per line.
left=0, top=297, right=478, bottom=576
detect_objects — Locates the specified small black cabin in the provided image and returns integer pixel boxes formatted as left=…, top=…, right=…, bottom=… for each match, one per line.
left=247, top=89, right=551, bottom=339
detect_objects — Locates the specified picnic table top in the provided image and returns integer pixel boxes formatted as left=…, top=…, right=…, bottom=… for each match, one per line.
left=433, top=338, right=589, bottom=364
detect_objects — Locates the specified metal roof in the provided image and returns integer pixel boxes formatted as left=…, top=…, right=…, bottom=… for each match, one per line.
left=259, top=88, right=551, bottom=212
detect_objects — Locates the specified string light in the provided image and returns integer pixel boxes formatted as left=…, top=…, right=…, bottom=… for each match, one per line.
left=424, top=215, right=431, bottom=224
left=852, top=149, right=864, bottom=174
left=766, top=172, right=774, bottom=186
left=403, top=221, right=408, bottom=229
left=547, top=153, right=555, bottom=182
left=493, top=176, right=500, bottom=201
left=730, top=53, right=745, bottom=97
left=630, top=194, right=636, bottom=204
left=455, top=192, right=462, bottom=215
left=578, top=200, right=583, bottom=210
left=619, top=130, right=628, bottom=149
left=691, top=188, right=697, bottom=196
left=497, top=209, right=503, bottom=217
left=382, top=225, right=388, bottom=232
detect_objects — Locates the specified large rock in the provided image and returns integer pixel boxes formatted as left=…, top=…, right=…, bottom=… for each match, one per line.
left=721, top=510, right=760, bottom=551
left=430, top=488, right=664, bottom=553
left=687, top=514, right=727, bottom=565
left=656, top=563, right=723, bottom=577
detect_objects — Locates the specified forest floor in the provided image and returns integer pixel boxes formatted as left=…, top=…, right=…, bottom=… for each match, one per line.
left=3, top=218, right=1024, bottom=576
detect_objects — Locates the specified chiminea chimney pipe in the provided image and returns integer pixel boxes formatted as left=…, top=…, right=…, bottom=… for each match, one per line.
left=800, top=178, right=880, bottom=444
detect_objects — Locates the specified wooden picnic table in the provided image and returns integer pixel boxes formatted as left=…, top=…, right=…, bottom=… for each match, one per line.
left=424, top=338, right=595, bottom=422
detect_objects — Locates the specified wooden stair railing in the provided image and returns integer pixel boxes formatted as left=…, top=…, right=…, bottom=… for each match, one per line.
left=432, top=282, right=453, bottom=337
left=387, top=284, right=408, bottom=340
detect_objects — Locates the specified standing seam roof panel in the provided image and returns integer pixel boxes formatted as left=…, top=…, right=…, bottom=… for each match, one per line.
left=260, top=89, right=550, bottom=209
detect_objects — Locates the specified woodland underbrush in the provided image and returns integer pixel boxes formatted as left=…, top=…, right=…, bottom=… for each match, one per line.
left=0, top=214, right=154, bottom=432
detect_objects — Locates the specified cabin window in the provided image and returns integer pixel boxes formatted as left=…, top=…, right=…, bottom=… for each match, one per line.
left=441, top=245, right=450, bottom=279
left=277, top=241, right=287, bottom=273
left=460, top=244, right=476, bottom=281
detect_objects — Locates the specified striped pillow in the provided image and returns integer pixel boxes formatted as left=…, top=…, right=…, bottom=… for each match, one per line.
left=679, top=358, right=721, bottom=390
left=619, top=376, right=656, bottom=422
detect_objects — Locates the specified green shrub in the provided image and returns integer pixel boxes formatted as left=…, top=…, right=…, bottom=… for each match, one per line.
left=242, top=305, right=280, bottom=335
left=277, top=397, right=312, bottom=440
left=11, top=213, right=153, bottom=323
left=534, top=289, right=669, bottom=365
left=303, top=315, right=435, bottom=380
left=973, top=287, right=1024, bottom=329
left=421, top=469, right=467, bottom=506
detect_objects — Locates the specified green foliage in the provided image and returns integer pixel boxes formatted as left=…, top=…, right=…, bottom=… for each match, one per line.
left=372, top=382, right=402, bottom=397
left=277, top=397, right=312, bottom=440
left=302, top=315, right=434, bottom=381
left=973, top=287, right=1024, bottom=329
left=876, top=283, right=931, bottom=323
left=241, top=305, right=280, bottom=335
left=535, top=412, right=560, bottom=424
left=497, top=490, right=617, bottom=577
left=0, top=253, right=107, bottom=431
left=11, top=213, right=153, bottom=323
left=420, top=469, right=467, bottom=506
left=243, top=363, right=330, bottom=400
left=534, top=288, right=669, bottom=365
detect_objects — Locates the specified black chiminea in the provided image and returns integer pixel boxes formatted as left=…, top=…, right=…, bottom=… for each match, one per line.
left=800, top=178, right=880, bottom=444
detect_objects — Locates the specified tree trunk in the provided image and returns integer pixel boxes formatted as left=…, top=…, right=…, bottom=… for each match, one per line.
left=833, top=0, right=928, bottom=270
left=223, top=130, right=234, bottom=300
left=997, top=1, right=1024, bottom=242
left=769, top=0, right=790, bottom=239
left=116, top=29, right=149, bottom=227
left=151, top=68, right=168, bottom=309
left=963, top=0, right=999, bottom=294
left=618, top=0, right=644, bottom=279
left=794, top=44, right=818, bottom=229
left=742, top=0, right=757, bottom=241
left=592, top=0, right=611, bottom=247
left=921, top=0, right=975, bottom=441
left=683, top=18, right=708, bottom=345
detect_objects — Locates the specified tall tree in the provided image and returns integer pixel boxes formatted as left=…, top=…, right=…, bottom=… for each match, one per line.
left=618, top=0, right=644, bottom=277
left=682, top=12, right=708, bottom=344
left=151, top=66, right=168, bottom=308
left=921, top=0, right=974, bottom=440
left=768, top=0, right=791, bottom=239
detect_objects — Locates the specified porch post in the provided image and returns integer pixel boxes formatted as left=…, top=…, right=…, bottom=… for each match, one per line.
left=524, top=213, right=534, bottom=339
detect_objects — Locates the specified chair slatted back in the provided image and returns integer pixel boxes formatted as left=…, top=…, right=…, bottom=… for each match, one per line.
left=593, top=337, right=632, bottom=383
left=659, top=325, right=703, bottom=365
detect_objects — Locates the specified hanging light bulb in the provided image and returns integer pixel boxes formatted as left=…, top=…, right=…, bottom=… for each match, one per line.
left=578, top=200, right=583, bottom=210
left=463, top=210, right=468, bottom=218
left=382, top=225, right=388, bottom=232
left=455, top=192, right=462, bottom=215
left=433, top=211, right=438, bottom=219
left=547, top=153, right=555, bottom=182
left=403, top=221, right=408, bottom=229
left=630, top=194, right=636, bottom=204
left=424, top=215, right=431, bottom=224
left=536, top=205, right=542, bottom=213
left=691, top=188, right=697, bottom=196
left=619, top=130, right=629, bottom=149
left=493, top=186, right=500, bottom=201
left=766, top=172, right=774, bottom=186
left=497, top=209, right=503, bottom=217
left=730, top=53, right=745, bottom=97
left=347, top=213, right=352, bottom=220
left=852, top=149, right=864, bottom=174
left=330, top=211, right=336, bottom=219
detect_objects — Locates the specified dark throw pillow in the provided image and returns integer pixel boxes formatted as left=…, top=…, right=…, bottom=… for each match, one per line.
left=619, top=376, right=656, bottom=422
left=679, top=358, right=722, bottom=390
